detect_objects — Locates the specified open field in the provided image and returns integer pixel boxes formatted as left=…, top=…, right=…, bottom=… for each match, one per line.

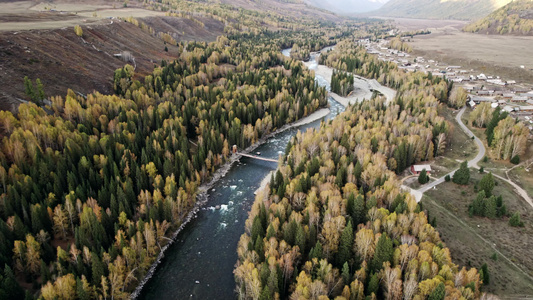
left=0, top=0, right=165, bottom=31
left=378, top=17, right=467, bottom=32
left=384, top=18, right=533, bottom=83
left=422, top=171, right=533, bottom=297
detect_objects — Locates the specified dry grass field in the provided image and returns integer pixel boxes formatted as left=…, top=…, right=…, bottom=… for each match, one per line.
left=0, top=0, right=166, bottom=31
left=422, top=172, right=533, bottom=297
left=387, top=17, right=533, bottom=83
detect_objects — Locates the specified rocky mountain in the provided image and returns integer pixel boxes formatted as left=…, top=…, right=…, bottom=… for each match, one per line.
left=371, top=0, right=512, bottom=20
left=463, top=0, right=533, bottom=34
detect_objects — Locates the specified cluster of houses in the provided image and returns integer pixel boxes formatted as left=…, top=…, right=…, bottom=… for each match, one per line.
left=359, top=38, right=533, bottom=133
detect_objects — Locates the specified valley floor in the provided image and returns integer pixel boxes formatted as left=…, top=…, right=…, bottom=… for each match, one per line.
left=388, top=17, right=533, bottom=83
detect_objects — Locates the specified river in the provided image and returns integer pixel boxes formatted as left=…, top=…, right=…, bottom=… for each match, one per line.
left=138, top=49, right=344, bottom=299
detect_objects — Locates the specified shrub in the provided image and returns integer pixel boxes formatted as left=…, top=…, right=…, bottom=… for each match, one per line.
left=74, top=25, right=83, bottom=37
left=480, top=263, right=490, bottom=285
left=509, top=212, right=524, bottom=227
left=444, top=174, right=451, bottom=182
left=510, top=155, right=520, bottom=164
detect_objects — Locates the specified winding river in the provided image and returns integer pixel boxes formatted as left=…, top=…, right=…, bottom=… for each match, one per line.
left=138, top=49, right=344, bottom=299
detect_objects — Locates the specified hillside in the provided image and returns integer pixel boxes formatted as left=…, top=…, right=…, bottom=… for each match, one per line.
left=0, top=0, right=343, bottom=113
left=0, top=18, right=224, bottom=112
left=463, top=0, right=533, bottom=34
left=372, top=0, right=512, bottom=20
left=305, top=0, right=387, bottom=14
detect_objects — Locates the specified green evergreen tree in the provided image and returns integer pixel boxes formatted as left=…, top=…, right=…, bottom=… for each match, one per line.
left=509, top=212, right=524, bottom=227
left=510, top=155, right=520, bottom=164
left=481, top=263, right=490, bottom=285
left=479, top=172, right=495, bottom=197
left=295, top=224, right=306, bottom=254
left=336, top=221, right=353, bottom=267
left=371, top=233, right=393, bottom=272
left=418, top=168, right=429, bottom=184
left=23, top=76, right=35, bottom=103
left=428, top=282, right=445, bottom=300
left=484, top=195, right=498, bottom=219
left=309, top=241, right=323, bottom=260
left=366, top=272, right=379, bottom=296
left=251, top=216, right=264, bottom=244
left=36, top=78, right=45, bottom=102
left=453, top=161, right=470, bottom=185
left=341, top=262, right=350, bottom=284
left=472, top=191, right=486, bottom=217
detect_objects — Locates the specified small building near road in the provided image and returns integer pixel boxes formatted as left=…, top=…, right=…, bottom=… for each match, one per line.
left=470, top=96, right=495, bottom=104
left=411, top=164, right=432, bottom=175
left=519, top=106, right=533, bottom=112
left=512, top=96, right=528, bottom=103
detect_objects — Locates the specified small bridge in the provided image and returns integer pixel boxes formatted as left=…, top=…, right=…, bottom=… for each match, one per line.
left=237, top=152, right=278, bottom=163
left=232, top=145, right=279, bottom=163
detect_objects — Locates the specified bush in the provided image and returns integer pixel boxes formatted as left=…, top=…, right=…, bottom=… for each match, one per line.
left=444, top=174, right=451, bottom=182
left=479, top=167, right=484, bottom=173
left=509, top=212, right=524, bottom=227
left=480, top=263, right=490, bottom=285
left=74, top=25, right=83, bottom=37
left=510, top=155, right=520, bottom=164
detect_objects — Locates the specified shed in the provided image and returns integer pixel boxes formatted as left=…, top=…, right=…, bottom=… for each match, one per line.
left=411, top=165, right=432, bottom=175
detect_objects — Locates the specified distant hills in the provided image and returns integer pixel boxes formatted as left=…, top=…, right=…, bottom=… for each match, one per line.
left=370, top=0, right=512, bottom=20
left=305, top=0, right=388, bottom=14
left=463, top=0, right=533, bottom=34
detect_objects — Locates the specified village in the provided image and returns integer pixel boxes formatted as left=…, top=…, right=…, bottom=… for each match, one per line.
left=360, top=38, right=533, bottom=133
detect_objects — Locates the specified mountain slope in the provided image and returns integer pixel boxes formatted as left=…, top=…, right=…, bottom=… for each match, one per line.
left=464, top=0, right=533, bottom=34
left=372, top=0, right=512, bottom=20
left=305, top=0, right=387, bottom=14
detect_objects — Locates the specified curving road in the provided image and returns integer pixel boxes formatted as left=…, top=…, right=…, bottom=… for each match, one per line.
left=403, top=107, right=533, bottom=209
left=403, top=107, right=484, bottom=200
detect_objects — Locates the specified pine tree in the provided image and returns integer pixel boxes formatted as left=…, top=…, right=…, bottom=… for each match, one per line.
left=479, top=172, right=495, bottom=197
left=336, top=221, right=353, bottom=267
left=418, top=168, right=429, bottom=184
left=453, top=161, right=470, bottom=185
left=366, top=272, right=379, bottom=296
left=36, top=78, right=45, bottom=103
left=371, top=233, right=393, bottom=272
left=353, top=195, right=365, bottom=225
left=428, top=282, right=445, bottom=300
left=472, top=191, right=486, bottom=217
left=341, top=262, right=350, bottom=284
left=481, top=263, right=490, bottom=285
left=251, top=216, right=264, bottom=245
left=509, top=212, right=524, bottom=227
left=295, top=225, right=306, bottom=254
left=23, top=76, right=35, bottom=102
left=484, top=195, right=498, bottom=219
